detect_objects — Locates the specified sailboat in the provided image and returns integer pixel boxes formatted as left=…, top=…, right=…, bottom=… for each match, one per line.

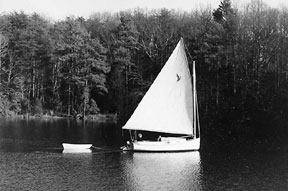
left=122, top=38, right=200, bottom=152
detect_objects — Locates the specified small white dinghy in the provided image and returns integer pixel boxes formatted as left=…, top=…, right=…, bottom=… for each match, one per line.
left=62, top=143, right=92, bottom=153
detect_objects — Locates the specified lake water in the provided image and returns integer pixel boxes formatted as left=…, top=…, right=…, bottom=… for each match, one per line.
left=0, top=118, right=288, bottom=190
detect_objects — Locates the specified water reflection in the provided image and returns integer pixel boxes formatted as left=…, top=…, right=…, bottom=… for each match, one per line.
left=5, top=118, right=288, bottom=190
left=121, top=152, right=202, bottom=191
left=0, top=118, right=120, bottom=152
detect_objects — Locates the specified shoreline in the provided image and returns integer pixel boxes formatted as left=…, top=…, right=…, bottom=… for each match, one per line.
left=0, top=113, right=118, bottom=123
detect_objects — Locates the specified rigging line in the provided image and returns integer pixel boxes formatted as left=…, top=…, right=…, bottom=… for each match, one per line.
left=129, top=130, right=134, bottom=141
left=183, top=41, right=195, bottom=63
left=90, top=146, right=124, bottom=153
left=196, top=88, right=201, bottom=138
left=181, top=38, right=191, bottom=72
left=175, top=38, right=182, bottom=66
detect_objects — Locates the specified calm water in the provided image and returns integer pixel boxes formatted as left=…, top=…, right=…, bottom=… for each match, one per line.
left=1, top=118, right=288, bottom=190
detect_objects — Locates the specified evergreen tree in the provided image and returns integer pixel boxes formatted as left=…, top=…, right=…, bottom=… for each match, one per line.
left=53, top=17, right=109, bottom=116
left=109, top=14, right=139, bottom=122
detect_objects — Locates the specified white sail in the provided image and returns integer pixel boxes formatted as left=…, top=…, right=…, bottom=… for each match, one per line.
left=122, top=38, right=194, bottom=135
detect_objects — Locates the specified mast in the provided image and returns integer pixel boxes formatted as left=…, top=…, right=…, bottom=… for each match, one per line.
left=193, top=60, right=196, bottom=137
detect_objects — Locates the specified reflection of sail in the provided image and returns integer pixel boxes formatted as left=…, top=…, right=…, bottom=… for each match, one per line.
left=122, top=152, right=202, bottom=190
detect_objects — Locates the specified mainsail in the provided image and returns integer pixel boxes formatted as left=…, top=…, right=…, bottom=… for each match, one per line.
left=122, top=38, right=194, bottom=135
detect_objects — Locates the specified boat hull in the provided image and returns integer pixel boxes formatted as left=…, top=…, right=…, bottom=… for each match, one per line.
left=122, top=137, right=200, bottom=152
left=62, top=143, right=92, bottom=153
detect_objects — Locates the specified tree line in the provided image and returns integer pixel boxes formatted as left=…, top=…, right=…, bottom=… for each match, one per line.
left=1, top=0, right=288, bottom=142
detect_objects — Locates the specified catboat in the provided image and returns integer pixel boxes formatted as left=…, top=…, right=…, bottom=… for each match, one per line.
left=122, top=38, right=200, bottom=152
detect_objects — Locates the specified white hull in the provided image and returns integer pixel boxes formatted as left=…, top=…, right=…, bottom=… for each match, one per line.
left=62, top=143, right=92, bottom=153
left=123, top=137, right=200, bottom=152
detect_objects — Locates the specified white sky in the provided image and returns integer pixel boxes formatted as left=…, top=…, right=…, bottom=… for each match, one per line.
left=0, top=0, right=287, bottom=21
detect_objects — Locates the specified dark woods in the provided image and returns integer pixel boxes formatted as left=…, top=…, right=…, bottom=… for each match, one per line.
left=1, top=0, right=288, bottom=147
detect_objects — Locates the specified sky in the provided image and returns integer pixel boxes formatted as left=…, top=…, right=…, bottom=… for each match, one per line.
left=0, top=0, right=288, bottom=21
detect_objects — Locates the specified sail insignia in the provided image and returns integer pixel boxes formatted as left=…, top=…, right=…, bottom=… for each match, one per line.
left=176, top=74, right=181, bottom=82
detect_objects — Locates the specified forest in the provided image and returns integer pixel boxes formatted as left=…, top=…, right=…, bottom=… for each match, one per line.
left=1, top=0, right=288, bottom=145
